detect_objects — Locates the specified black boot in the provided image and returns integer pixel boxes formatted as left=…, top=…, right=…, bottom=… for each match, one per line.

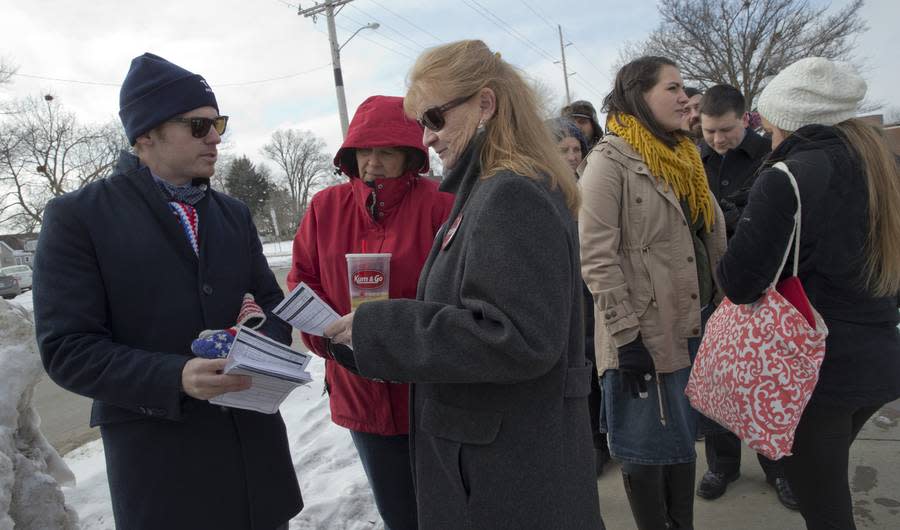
left=621, top=463, right=669, bottom=530
left=664, top=462, right=696, bottom=529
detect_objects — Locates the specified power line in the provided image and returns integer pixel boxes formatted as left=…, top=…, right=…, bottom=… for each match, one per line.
left=298, top=1, right=413, bottom=59
left=11, top=73, right=119, bottom=87
left=513, top=1, right=608, bottom=97
left=11, top=64, right=334, bottom=89
left=460, top=0, right=557, bottom=64
left=571, top=43, right=607, bottom=79
left=215, top=64, right=332, bottom=87
left=339, top=11, right=419, bottom=57
left=347, top=3, right=427, bottom=50
left=364, top=0, right=444, bottom=44
left=518, top=0, right=556, bottom=32
left=572, top=72, right=606, bottom=101
left=333, top=20, right=415, bottom=60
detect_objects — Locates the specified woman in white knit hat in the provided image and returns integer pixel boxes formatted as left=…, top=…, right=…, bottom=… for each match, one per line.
left=716, top=57, right=900, bottom=529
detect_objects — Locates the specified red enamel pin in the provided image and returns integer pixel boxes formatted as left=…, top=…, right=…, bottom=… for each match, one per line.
left=441, top=213, right=463, bottom=250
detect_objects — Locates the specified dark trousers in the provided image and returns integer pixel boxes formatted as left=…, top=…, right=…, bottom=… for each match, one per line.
left=622, top=461, right=696, bottom=530
left=350, top=430, right=418, bottom=530
left=782, top=400, right=881, bottom=530
left=704, top=429, right=782, bottom=481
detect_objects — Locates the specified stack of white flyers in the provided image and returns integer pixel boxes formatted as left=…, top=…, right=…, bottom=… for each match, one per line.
left=272, top=281, right=341, bottom=337
left=210, top=327, right=313, bottom=414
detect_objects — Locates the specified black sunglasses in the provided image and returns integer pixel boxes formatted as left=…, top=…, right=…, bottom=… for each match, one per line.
left=417, top=93, right=477, bottom=132
left=167, top=115, right=229, bottom=138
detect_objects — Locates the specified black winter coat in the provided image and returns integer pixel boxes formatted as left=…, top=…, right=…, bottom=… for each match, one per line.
left=702, top=128, right=771, bottom=237
left=33, top=152, right=302, bottom=530
left=717, top=125, right=900, bottom=408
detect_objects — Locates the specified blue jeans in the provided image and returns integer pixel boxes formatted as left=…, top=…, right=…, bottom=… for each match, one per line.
left=350, top=430, right=418, bottom=530
left=601, top=326, right=704, bottom=465
left=601, top=356, right=699, bottom=465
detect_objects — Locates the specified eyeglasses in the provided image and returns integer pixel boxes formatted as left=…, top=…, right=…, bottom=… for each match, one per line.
left=167, top=116, right=229, bottom=138
left=417, top=93, right=477, bottom=132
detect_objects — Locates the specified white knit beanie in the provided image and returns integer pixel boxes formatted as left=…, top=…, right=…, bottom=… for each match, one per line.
left=757, top=57, right=867, bottom=132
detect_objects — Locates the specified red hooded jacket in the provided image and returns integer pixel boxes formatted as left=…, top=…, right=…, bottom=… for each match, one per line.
left=287, top=95, right=453, bottom=435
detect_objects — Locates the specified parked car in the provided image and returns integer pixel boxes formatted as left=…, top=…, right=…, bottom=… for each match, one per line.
left=1, top=264, right=32, bottom=290
left=0, top=274, right=20, bottom=300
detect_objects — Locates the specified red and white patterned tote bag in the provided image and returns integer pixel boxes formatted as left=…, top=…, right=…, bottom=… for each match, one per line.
left=685, top=161, right=828, bottom=460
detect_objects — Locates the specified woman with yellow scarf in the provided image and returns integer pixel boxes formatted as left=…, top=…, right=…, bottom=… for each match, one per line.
left=578, top=56, right=726, bottom=529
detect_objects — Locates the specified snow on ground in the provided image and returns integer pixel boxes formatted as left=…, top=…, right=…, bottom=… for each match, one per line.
left=10, top=289, right=33, bottom=313
left=62, top=356, right=380, bottom=529
left=264, top=239, right=294, bottom=269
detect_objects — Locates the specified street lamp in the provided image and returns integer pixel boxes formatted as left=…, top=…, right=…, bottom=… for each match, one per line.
left=340, top=22, right=379, bottom=51
left=329, top=21, right=379, bottom=138
left=298, top=1, right=379, bottom=139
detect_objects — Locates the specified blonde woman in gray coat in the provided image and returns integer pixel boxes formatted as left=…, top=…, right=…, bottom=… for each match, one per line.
left=324, top=40, right=604, bottom=530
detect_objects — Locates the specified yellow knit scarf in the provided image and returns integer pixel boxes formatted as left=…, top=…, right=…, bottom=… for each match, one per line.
left=607, top=113, right=714, bottom=230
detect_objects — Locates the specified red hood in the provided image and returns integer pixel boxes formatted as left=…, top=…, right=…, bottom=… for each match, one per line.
left=334, top=95, right=429, bottom=178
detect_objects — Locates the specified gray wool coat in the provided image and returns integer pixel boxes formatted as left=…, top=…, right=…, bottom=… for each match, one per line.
left=352, top=137, right=604, bottom=530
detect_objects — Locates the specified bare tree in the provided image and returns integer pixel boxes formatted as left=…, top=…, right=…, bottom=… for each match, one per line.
left=261, top=129, right=337, bottom=220
left=618, top=0, right=867, bottom=106
left=0, top=96, right=127, bottom=231
left=211, top=149, right=235, bottom=191
left=529, top=77, right=563, bottom=120
left=0, top=57, right=15, bottom=86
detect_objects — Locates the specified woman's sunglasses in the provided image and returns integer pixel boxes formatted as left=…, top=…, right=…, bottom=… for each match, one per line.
left=417, top=93, right=476, bottom=132
left=167, top=116, right=229, bottom=138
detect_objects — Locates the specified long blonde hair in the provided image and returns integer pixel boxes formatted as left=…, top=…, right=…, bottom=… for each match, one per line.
left=835, top=119, right=900, bottom=297
left=404, top=40, right=579, bottom=213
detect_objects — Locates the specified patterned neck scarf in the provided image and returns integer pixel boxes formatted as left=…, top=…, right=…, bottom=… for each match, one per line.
left=150, top=172, right=205, bottom=255
left=607, top=113, right=714, bottom=231
left=153, top=175, right=208, bottom=205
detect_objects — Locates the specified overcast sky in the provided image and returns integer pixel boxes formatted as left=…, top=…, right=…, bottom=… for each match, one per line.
left=1, top=0, right=897, bottom=167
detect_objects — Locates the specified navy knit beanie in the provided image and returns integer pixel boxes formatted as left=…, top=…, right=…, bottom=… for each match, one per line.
left=119, top=53, right=218, bottom=145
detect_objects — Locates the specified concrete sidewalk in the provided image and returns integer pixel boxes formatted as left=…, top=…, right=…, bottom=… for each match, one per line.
left=597, top=399, right=900, bottom=529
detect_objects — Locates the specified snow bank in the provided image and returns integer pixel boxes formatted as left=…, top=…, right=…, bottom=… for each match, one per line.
left=0, top=299, right=78, bottom=530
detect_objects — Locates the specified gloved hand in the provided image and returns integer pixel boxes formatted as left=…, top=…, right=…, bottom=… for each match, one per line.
left=718, top=198, right=742, bottom=236
left=617, top=334, right=655, bottom=399
left=326, top=338, right=360, bottom=375
left=191, top=329, right=236, bottom=359
left=190, top=293, right=267, bottom=358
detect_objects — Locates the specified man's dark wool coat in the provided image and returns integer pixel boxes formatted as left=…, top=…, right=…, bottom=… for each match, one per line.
left=33, top=152, right=302, bottom=530
left=701, top=128, right=771, bottom=237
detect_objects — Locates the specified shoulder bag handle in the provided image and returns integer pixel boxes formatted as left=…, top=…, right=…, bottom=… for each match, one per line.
left=770, top=161, right=802, bottom=286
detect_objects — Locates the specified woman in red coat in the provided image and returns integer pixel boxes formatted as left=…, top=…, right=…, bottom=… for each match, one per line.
left=287, top=95, right=453, bottom=530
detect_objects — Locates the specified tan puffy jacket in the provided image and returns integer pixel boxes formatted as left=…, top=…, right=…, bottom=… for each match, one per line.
left=578, top=135, right=726, bottom=375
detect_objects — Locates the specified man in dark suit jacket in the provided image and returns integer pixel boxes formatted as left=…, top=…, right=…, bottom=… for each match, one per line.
left=32, top=53, right=302, bottom=530
left=696, top=84, right=797, bottom=511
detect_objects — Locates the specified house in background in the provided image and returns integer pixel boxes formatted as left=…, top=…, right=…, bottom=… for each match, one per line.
left=859, top=114, right=900, bottom=155
left=0, top=233, right=39, bottom=267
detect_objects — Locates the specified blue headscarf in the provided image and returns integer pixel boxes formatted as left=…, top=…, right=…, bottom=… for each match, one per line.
left=546, top=117, right=589, bottom=158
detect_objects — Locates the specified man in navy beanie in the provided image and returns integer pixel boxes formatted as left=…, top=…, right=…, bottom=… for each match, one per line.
left=32, top=53, right=303, bottom=529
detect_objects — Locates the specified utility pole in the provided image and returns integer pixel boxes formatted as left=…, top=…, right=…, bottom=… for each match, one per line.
left=557, top=25, right=571, bottom=105
left=299, top=0, right=355, bottom=139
